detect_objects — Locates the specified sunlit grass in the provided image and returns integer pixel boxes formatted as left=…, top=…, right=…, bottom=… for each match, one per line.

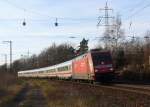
left=0, top=78, right=149, bottom=107
left=36, top=80, right=150, bottom=107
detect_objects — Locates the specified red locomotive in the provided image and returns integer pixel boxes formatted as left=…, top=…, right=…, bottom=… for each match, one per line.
left=18, top=50, right=114, bottom=82
left=72, top=50, right=114, bottom=82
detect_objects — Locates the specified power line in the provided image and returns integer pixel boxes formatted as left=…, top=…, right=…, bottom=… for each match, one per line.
left=125, top=2, right=150, bottom=20
left=2, top=0, right=150, bottom=22
left=1, top=0, right=97, bottom=22
left=2, top=0, right=50, bottom=18
left=121, top=0, right=148, bottom=14
left=129, top=0, right=148, bottom=12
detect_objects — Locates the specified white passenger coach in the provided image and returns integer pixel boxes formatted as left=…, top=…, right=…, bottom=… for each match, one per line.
left=18, top=60, right=72, bottom=79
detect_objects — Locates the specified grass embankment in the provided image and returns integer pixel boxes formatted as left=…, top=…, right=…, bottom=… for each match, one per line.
left=1, top=77, right=149, bottom=107
left=33, top=80, right=150, bottom=107
left=34, top=80, right=96, bottom=107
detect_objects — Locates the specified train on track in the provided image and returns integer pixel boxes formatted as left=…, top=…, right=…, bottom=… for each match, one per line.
left=18, top=50, right=115, bottom=82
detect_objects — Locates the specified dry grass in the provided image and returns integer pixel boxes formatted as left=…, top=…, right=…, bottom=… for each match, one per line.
left=0, top=72, right=17, bottom=88
left=34, top=80, right=150, bottom=107
left=1, top=76, right=150, bottom=107
left=0, top=72, right=25, bottom=106
left=0, top=83, right=24, bottom=106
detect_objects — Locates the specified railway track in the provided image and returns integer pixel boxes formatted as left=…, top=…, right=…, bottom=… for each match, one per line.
left=99, top=84, right=150, bottom=96
left=54, top=80, right=150, bottom=96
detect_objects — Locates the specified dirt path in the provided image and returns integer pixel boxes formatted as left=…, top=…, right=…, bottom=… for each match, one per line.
left=19, top=86, right=48, bottom=107
left=5, top=82, right=48, bottom=107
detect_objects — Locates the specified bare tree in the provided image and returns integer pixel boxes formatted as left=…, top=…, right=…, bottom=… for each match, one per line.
left=102, top=14, right=125, bottom=51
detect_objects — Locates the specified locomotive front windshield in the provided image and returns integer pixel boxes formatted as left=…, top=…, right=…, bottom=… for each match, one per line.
left=92, top=52, right=112, bottom=66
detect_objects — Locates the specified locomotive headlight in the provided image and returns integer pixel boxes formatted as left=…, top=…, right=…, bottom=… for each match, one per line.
left=110, top=68, right=113, bottom=71
left=95, top=69, right=98, bottom=72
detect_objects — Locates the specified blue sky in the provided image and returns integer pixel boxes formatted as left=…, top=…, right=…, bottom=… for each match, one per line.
left=0, top=0, right=150, bottom=64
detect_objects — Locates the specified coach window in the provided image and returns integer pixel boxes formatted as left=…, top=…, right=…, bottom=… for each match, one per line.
left=65, top=66, right=69, bottom=71
left=52, top=69, right=56, bottom=72
left=63, top=66, right=68, bottom=71
left=57, top=66, right=68, bottom=71
left=39, top=71, right=43, bottom=73
left=68, top=65, right=71, bottom=70
left=58, top=67, right=63, bottom=72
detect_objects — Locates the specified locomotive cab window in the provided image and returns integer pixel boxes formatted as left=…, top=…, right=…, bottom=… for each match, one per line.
left=92, top=53, right=112, bottom=66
